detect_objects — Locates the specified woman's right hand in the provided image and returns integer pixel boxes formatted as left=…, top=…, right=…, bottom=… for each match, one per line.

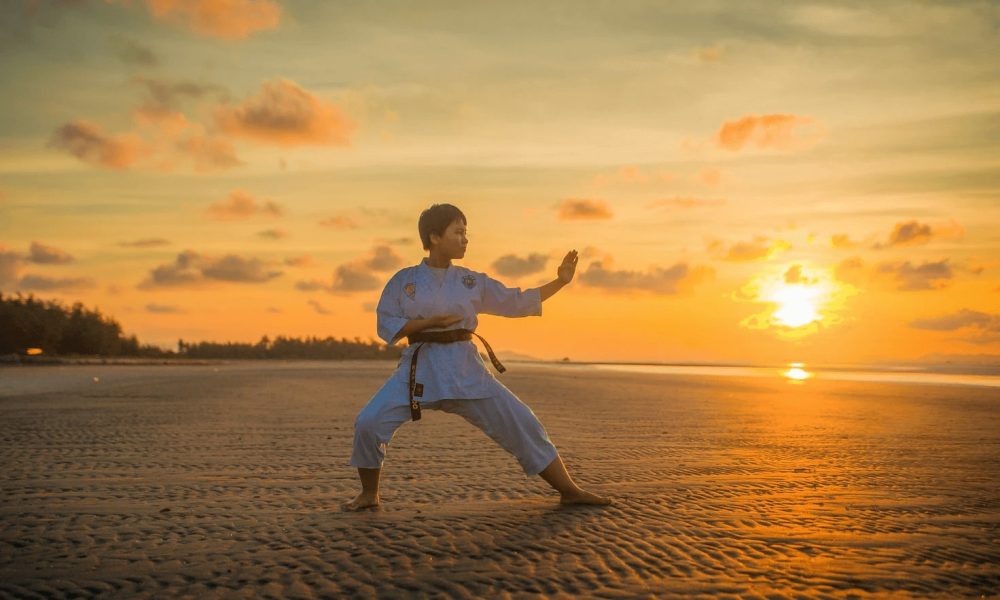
left=431, top=313, right=464, bottom=328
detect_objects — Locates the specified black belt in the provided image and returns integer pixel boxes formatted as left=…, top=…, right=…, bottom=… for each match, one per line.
left=405, top=328, right=506, bottom=421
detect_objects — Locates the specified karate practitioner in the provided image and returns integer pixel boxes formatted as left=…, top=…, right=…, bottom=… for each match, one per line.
left=344, top=203, right=611, bottom=510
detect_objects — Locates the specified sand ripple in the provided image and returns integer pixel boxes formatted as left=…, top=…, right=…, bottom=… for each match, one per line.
left=1, top=361, right=998, bottom=598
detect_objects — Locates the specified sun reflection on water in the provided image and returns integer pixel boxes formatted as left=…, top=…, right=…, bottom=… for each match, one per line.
left=783, top=362, right=811, bottom=383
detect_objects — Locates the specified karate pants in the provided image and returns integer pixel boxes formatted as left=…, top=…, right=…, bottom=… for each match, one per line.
left=349, top=374, right=559, bottom=476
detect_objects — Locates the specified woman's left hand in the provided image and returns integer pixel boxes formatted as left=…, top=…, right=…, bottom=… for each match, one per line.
left=557, top=250, right=578, bottom=284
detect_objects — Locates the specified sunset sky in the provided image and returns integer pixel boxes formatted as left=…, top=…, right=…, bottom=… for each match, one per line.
left=1, top=0, right=998, bottom=366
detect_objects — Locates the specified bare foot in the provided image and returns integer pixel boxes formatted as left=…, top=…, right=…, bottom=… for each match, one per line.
left=560, top=489, right=612, bottom=506
left=342, top=492, right=381, bottom=511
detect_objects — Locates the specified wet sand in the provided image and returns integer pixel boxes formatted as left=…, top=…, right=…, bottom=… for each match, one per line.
left=1, top=361, right=998, bottom=598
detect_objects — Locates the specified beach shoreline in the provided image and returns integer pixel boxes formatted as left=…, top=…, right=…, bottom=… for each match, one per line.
left=1, top=362, right=998, bottom=598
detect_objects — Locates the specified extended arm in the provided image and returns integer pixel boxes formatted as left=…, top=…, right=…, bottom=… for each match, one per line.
left=538, top=250, right=577, bottom=302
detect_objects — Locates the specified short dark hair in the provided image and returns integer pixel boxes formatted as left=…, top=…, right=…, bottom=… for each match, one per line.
left=418, top=204, right=466, bottom=250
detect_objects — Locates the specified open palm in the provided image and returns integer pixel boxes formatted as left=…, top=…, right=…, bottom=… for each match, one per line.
left=557, top=250, right=578, bottom=283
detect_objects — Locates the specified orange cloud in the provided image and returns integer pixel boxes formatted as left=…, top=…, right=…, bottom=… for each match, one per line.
left=205, top=190, right=283, bottom=220
left=49, top=120, right=147, bottom=170
left=109, top=0, right=282, bottom=40
left=52, top=102, right=242, bottom=173
left=709, top=236, right=791, bottom=262
left=557, top=199, right=613, bottom=221
left=716, top=114, right=824, bottom=152
left=215, top=79, right=354, bottom=147
left=830, top=234, right=858, bottom=249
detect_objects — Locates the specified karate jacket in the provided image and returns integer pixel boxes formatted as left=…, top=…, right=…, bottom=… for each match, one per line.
left=376, top=258, right=542, bottom=402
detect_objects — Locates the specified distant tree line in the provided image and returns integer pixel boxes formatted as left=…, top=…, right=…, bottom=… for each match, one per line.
left=0, top=293, right=402, bottom=361
left=179, top=335, right=401, bottom=360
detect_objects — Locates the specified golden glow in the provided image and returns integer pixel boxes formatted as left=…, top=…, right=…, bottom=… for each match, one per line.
left=770, top=285, right=821, bottom=327
left=783, top=362, right=811, bottom=381
left=737, top=264, right=856, bottom=341
left=26, top=348, right=43, bottom=355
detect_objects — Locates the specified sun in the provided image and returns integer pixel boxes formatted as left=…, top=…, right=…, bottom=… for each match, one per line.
left=769, top=284, right=821, bottom=327
left=737, top=263, right=854, bottom=339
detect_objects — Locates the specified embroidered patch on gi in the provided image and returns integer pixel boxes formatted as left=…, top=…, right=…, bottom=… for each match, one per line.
left=404, top=282, right=416, bottom=299
left=462, top=274, right=477, bottom=289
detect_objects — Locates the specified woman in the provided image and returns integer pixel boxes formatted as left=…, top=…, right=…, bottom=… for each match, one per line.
left=345, top=203, right=610, bottom=510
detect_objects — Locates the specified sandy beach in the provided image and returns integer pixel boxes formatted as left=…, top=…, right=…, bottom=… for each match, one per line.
left=1, top=360, right=998, bottom=598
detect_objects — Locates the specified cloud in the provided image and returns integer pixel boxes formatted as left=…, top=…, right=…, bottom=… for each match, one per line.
left=205, top=190, right=283, bottom=220
left=492, top=253, right=549, bottom=278
left=110, top=35, right=159, bottom=67
left=295, top=279, right=327, bottom=292
left=876, top=259, right=954, bottom=291
left=783, top=264, right=818, bottom=285
left=307, top=299, right=331, bottom=315
left=140, top=250, right=282, bottom=288
left=331, top=263, right=380, bottom=292
left=257, top=228, right=288, bottom=240
left=17, top=274, right=96, bottom=291
left=108, top=0, right=282, bottom=40
left=119, top=238, right=171, bottom=248
left=132, top=76, right=227, bottom=114
left=910, top=309, right=1000, bottom=344
left=215, top=79, right=354, bottom=147
left=830, top=234, right=858, bottom=249
left=579, top=260, right=713, bottom=295
left=709, top=236, right=791, bottom=262
left=716, top=114, right=824, bottom=152
left=146, top=303, right=185, bottom=314
left=319, top=215, right=358, bottom=230
left=52, top=96, right=243, bottom=173
left=28, top=241, right=73, bottom=264
left=49, top=120, right=147, bottom=170
left=873, top=220, right=963, bottom=249
left=363, top=245, right=403, bottom=272
left=556, top=199, right=613, bottom=221
left=647, top=196, right=725, bottom=209
left=284, top=255, right=315, bottom=267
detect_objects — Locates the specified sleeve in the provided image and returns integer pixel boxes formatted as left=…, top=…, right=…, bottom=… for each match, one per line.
left=376, top=274, right=409, bottom=345
left=479, top=272, right=543, bottom=318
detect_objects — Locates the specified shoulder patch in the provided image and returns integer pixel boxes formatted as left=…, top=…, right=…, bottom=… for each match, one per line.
left=462, top=274, right=477, bottom=289
left=404, top=282, right=416, bottom=299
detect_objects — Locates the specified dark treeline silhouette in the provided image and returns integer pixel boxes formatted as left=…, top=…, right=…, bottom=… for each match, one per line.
left=179, top=335, right=401, bottom=360
left=0, top=292, right=401, bottom=361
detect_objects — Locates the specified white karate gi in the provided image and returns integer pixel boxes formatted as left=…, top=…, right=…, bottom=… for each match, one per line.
left=350, top=258, right=559, bottom=475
